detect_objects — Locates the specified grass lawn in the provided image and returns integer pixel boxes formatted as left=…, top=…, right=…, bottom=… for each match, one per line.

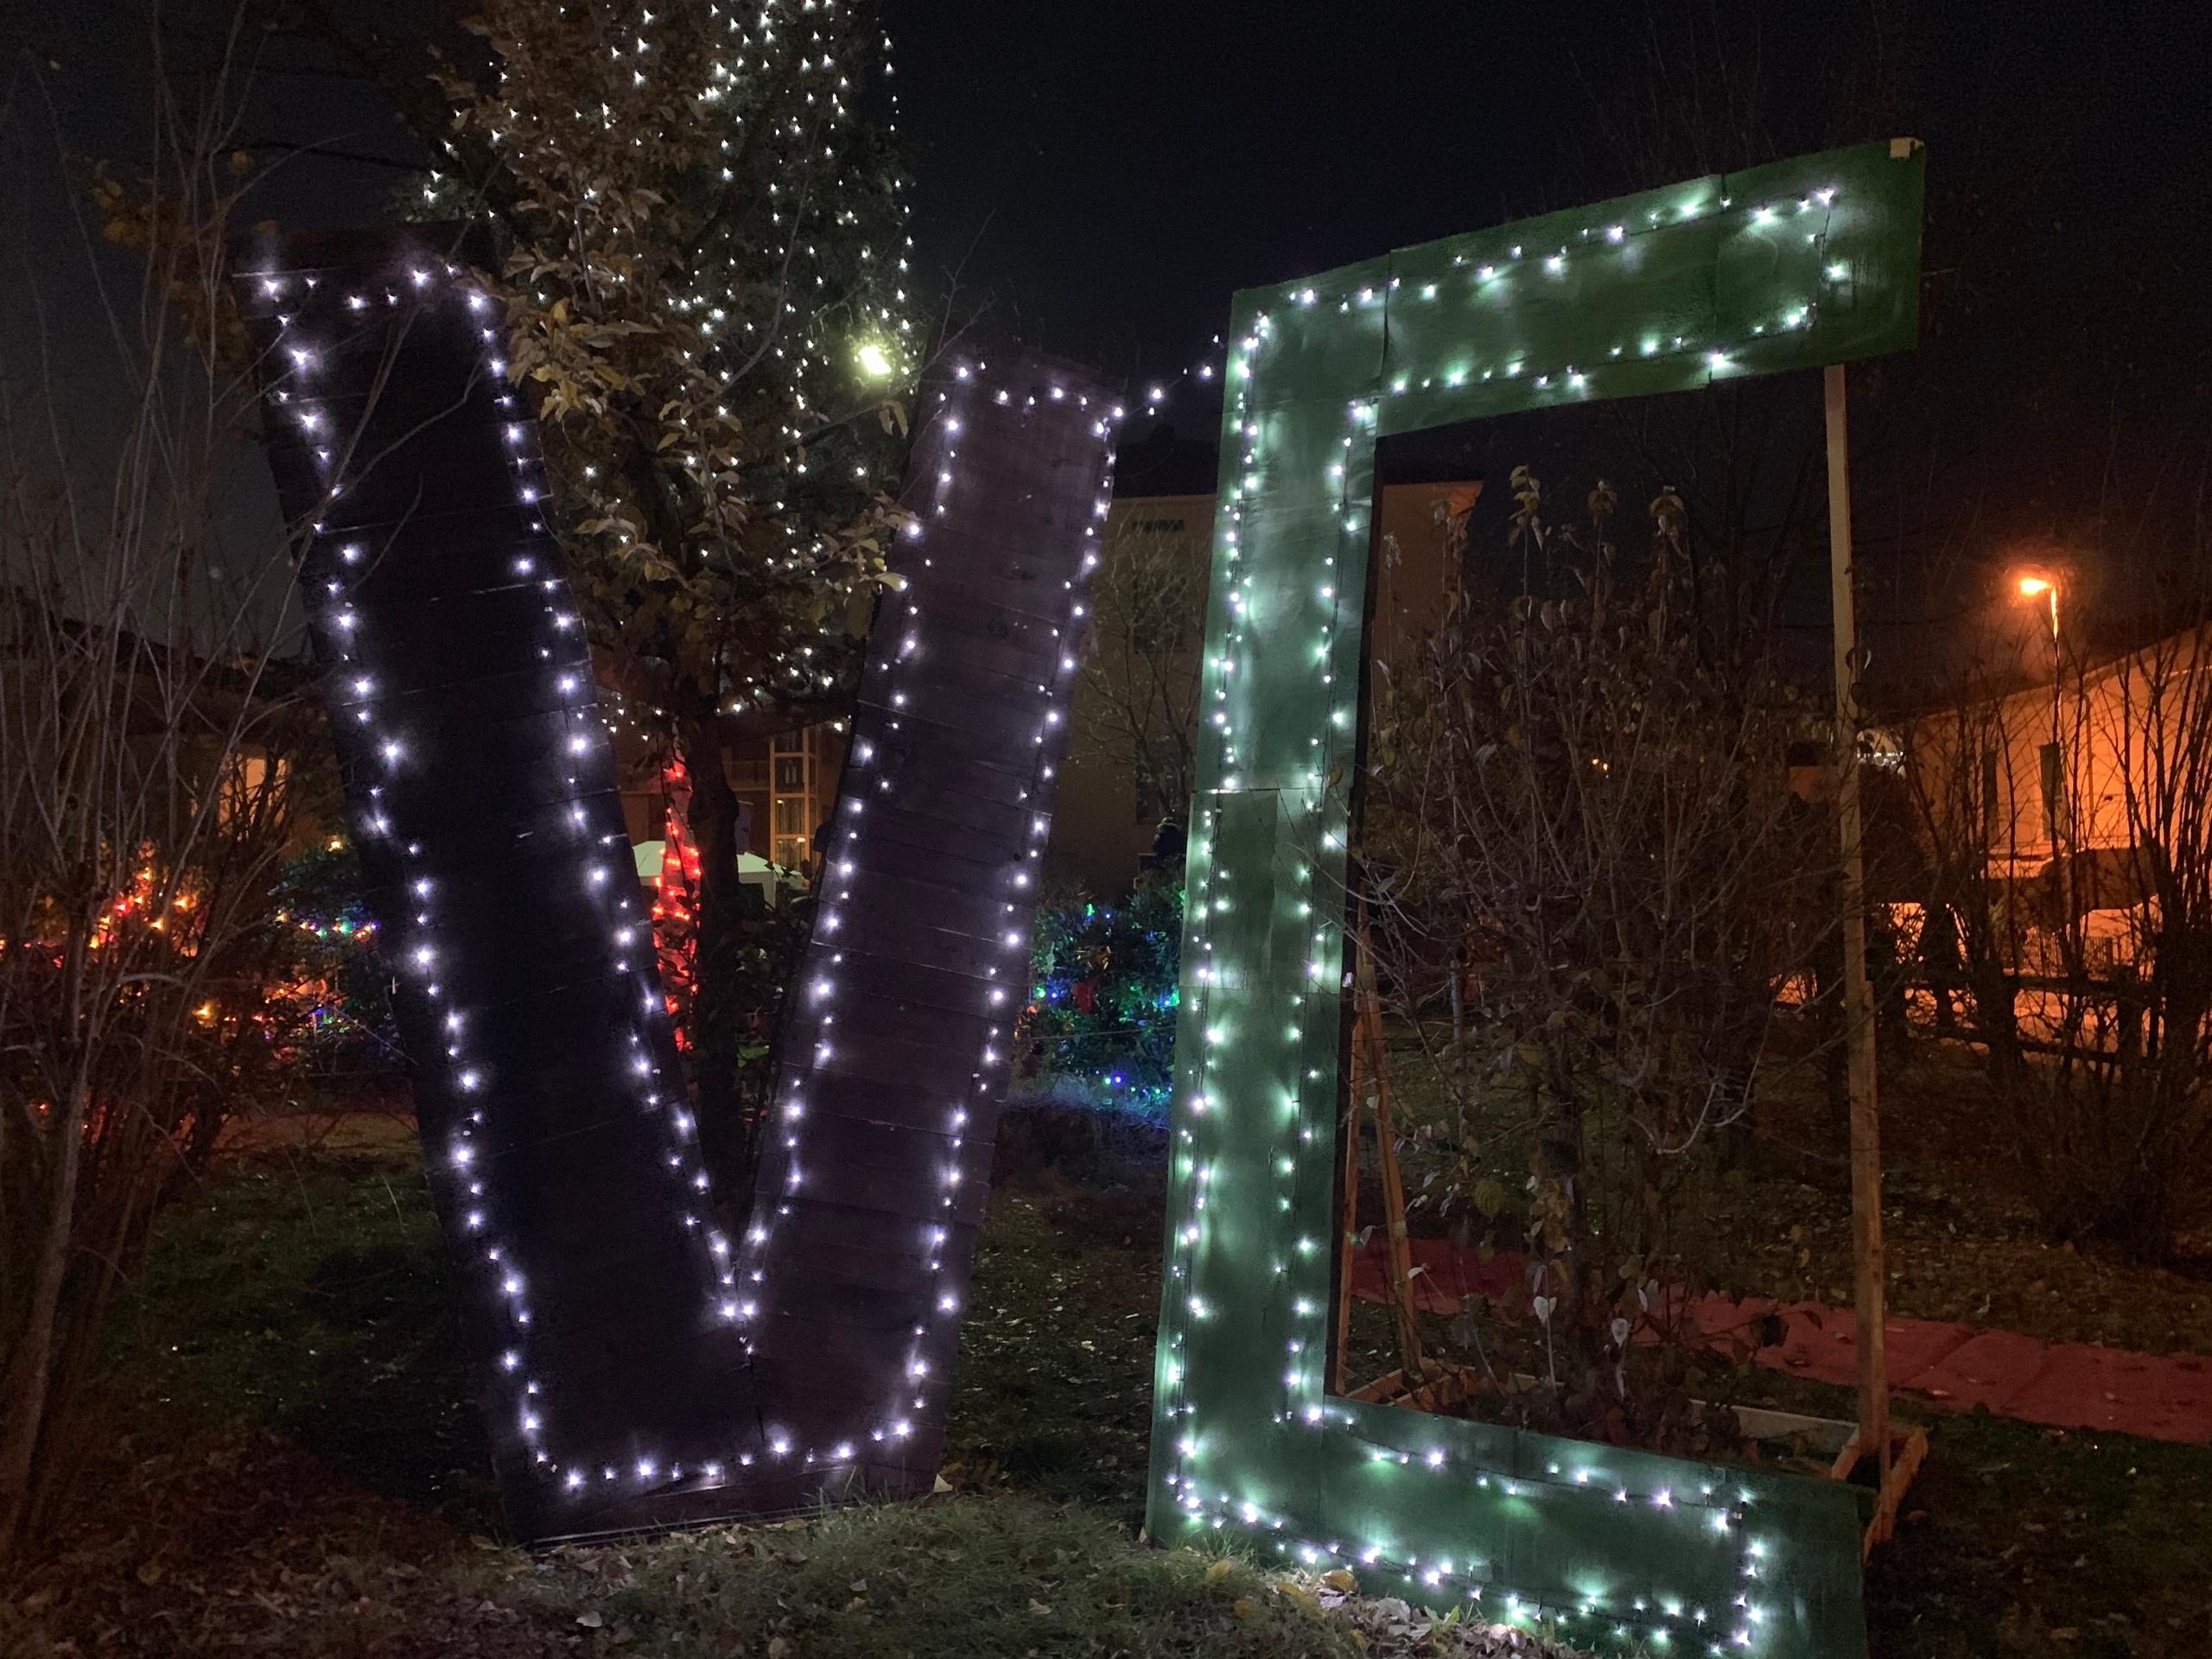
left=4, top=1109, right=2209, bottom=1656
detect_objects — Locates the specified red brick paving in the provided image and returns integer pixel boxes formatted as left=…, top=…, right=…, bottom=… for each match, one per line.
left=1351, top=1238, right=2212, bottom=1444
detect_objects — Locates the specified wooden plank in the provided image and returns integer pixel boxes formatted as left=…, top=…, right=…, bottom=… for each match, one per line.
left=1333, top=1077, right=1362, bottom=1395
left=1353, top=906, right=1426, bottom=1378
left=1862, top=1426, right=1930, bottom=1559
left=1826, top=360, right=1892, bottom=1486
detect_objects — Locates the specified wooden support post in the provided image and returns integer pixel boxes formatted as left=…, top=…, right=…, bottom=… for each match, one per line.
left=1863, top=1426, right=1929, bottom=1558
left=1334, top=900, right=1427, bottom=1391
left=1351, top=907, right=1426, bottom=1380
left=1824, top=362, right=1891, bottom=1484
left=1334, top=1071, right=1362, bottom=1396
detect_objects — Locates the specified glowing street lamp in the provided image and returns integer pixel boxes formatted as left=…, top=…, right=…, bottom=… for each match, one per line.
left=2015, top=573, right=2060, bottom=643
left=2015, top=571, right=2067, bottom=855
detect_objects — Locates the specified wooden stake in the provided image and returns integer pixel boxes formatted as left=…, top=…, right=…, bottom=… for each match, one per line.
left=1824, top=361, right=1891, bottom=1483
left=1334, top=1063, right=1361, bottom=1396
left=1333, top=899, right=1427, bottom=1392
left=1353, top=906, right=1426, bottom=1380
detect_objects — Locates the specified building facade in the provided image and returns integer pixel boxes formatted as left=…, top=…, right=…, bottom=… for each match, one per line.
left=1051, top=481, right=1480, bottom=894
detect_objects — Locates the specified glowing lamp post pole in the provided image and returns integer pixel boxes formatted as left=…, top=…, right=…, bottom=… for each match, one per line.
left=2017, top=574, right=2060, bottom=645
left=2018, top=574, right=2063, bottom=817
left=1823, top=362, right=1890, bottom=1484
left=2018, top=572, right=2067, bottom=906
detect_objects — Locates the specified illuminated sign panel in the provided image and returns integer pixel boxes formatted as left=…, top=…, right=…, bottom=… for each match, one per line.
left=241, top=232, right=1112, bottom=1541
left=1147, top=141, right=1924, bottom=1656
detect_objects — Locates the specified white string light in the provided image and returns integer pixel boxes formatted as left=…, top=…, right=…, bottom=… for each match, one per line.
left=1151, top=175, right=1866, bottom=1649
left=731, top=350, right=1122, bottom=1469
left=247, top=251, right=735, bottom=1506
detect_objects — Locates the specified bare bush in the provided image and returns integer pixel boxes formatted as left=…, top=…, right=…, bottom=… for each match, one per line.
left=1361, top=467, right=1834, bottom=1446
left=1898, top=599, right=2212, bottom=1261
left=1077, top=513, right=1207, bottom=829
left=0, top=51, right=324, bottom=1558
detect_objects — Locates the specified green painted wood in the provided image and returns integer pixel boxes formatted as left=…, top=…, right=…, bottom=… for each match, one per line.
left=1147, top=137, right=1924, bottom=1657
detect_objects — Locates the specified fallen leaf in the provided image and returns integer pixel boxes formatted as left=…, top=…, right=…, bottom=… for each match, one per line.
left=1028, top=1598, right=1053, bottom=1616
left=575, top=1610, right=603, bottom=1628
left=1232, top=1597, right=1258, bottom=1619
left=1205, top=1560, right=1234, bottom=1585
left=1275, top=1581, right=1322, bottom=1615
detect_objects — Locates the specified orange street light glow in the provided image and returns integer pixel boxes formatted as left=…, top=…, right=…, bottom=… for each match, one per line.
left=2017, top=575, right=2053, bottom=597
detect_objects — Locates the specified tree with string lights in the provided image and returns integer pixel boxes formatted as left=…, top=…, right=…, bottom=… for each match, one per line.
left=409, top=0, right=920, bottom=1132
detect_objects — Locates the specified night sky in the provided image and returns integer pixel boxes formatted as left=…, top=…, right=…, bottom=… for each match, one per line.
left=893, top=3, right=1547, bottom=376
left=5, top=0, right=2209, bottom=686
left=890, top=0, right=2211, bottom=690
left=892, top=3, right=2209, bottom=392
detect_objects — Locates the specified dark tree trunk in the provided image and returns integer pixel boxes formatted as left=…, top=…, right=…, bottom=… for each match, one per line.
left=0, top=1075, right=86, bottom=1563
left=680, top=723, right=749, bottom=1174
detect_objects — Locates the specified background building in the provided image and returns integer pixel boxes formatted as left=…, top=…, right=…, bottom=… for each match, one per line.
left=1051, top=480, right=1480, bottom=894
left=603, top=688, right=847, bottom=893
left=591, top=479, right=1483, bottom=902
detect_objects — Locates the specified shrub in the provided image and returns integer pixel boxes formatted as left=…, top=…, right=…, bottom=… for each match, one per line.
left=1020, top=880, right=1184, bottom=1117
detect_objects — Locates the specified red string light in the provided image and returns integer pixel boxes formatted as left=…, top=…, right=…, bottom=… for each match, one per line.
left=652, top=751, right=702, bottom=1051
